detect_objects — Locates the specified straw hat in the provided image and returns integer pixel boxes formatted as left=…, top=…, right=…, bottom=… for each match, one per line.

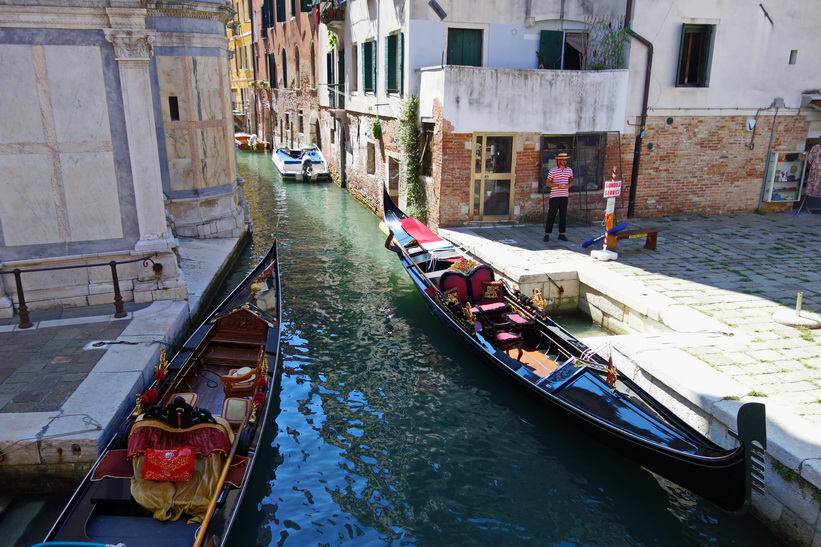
left=556, top=153, right=571, bottom=161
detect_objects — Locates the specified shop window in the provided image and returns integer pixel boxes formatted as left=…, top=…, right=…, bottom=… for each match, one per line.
left=676, top=24, right=713, bottom=87
left=447, top=28, right=482, bottom=67
left=540, top=134, right=606, bottom=193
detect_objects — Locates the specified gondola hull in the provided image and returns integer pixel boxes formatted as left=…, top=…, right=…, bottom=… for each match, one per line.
left=381, top=191, right=766, bottom=513
left=41, top=242, right=282, bottom=547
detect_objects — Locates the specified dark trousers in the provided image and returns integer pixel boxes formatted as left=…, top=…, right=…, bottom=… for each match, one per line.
left=544, top=196, right=568, bottom=234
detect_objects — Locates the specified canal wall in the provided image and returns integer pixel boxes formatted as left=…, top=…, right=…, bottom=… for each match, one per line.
left=496, top=261, right=821, bottom=547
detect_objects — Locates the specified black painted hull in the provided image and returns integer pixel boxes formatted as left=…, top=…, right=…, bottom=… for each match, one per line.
left=382, top=192, right=761, bottom=513
left=42, top=241, right=282, bottom=547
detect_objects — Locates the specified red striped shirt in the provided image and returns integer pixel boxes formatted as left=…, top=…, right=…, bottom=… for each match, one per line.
left=547, top=166, right=573, bottom=198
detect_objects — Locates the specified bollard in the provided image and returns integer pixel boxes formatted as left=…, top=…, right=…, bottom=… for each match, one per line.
left=796, top=292, right=803, bottom=316
left=12, top=269, right=33, bottom=329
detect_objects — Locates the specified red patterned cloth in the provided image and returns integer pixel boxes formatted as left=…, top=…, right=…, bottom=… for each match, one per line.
left=127, top=419, right=232, bottom=459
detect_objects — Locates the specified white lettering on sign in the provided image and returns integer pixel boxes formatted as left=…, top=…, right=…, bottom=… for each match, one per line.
left=604, top=180, right=622, bottom=198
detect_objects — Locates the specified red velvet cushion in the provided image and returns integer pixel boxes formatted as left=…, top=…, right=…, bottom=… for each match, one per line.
left=495, top=332, right=522, bottom=348
left=440, top=271, right=470, bottom=302
left=142, top=446, right=195, bottom=482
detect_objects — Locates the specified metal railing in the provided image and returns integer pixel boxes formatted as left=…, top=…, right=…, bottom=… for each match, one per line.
left=0, top=254, right=160, bottom=329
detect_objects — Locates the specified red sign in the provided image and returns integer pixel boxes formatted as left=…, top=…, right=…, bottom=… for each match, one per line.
left=604, top=180, right=622, bottom=198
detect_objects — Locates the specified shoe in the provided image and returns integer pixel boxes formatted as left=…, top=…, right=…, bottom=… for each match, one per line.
left=558, top=234, right=568, bottom=241
left=543, top=235, right=550, bottom=242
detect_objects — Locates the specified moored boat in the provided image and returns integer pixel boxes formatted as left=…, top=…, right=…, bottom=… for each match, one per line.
left=40, top=241, right=282, bottom=547
left=380, top=191, right=766, bottom=513
left=234, top=132, right=267, bottom=151
left=271, top=143, right=329, bottom=181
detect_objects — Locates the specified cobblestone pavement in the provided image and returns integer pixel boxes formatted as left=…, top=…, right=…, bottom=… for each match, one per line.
left=441, top=211, right=821, bottom=428
left=0, top=304, right=153, bottom=414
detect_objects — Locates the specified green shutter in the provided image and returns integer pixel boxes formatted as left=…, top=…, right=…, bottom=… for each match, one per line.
left=371, top=41, right=377, bottom=92
left=276, top=0, right=285, bottom=22
left=539, top=30, right=563, bottom=69
left=447, top=28, right=482, bottom=67
left=300, top=0, right=312, bottom=12
left=385, top=36, right=391, bottom=93
left=396, top=32, right=405, bottom=93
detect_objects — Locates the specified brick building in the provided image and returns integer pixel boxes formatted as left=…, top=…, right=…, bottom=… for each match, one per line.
left=298, top=0, right=821, bottom=228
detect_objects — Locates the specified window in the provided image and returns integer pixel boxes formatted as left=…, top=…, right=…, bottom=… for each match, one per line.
left=676, top=24, right=713, bottom=87
left=538, top=30, right=585, bottom=70
left=447, top=28, right=482, bottom=67
left=362, top=40, right=376, bottom=93
left=261, top=0, right=274, bottom=29
left=540, top=133, right=606, bottom=194
left=385, top=33, right=404, bottom=94
left=281, top=49, right=288, bottom=89
left=168, top=96, right=180, bottom=121
left=267, top=53, right=277, bottom=88
left=300, top=0, right=312, bottom=12
left=367, top=142, right=376, bottom=174
left=275, top=0, right=285, bottom=22
left=290, top=0, right=296, bottom=18
left=350, top=44, right=358, bottom=92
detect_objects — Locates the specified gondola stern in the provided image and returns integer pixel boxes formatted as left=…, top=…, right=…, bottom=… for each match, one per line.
left=728, top=401, right=767, bottom=514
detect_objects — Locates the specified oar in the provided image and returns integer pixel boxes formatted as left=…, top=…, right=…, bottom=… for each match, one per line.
left=193, top=413, right=250, bottom=547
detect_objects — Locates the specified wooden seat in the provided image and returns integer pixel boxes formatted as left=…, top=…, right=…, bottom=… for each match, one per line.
left=502, top=312, right=535, bottom=331
left=221, top=347, right=265, bottom=397
left=606, top=229, right=659, bottom=252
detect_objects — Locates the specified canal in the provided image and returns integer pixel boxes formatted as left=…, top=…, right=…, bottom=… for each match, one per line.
left=224, top=151, right=781, bottom=546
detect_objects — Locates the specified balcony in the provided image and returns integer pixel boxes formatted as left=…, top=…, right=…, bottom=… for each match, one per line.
left=320, top=1, right=345, bottom=32
left=418, top=65, right=629, bottom=135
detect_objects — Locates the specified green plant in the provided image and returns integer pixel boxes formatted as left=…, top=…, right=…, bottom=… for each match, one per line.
left=397, top=95, right=426, bottom=221
left=584, top=16, right=630, bottom=70
left=372, top=117, right=382, bottom=140
left=328, top=31, right=338, bottom=51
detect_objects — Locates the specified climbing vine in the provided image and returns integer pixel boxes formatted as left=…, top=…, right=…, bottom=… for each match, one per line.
left=398, top=95, right=426, bottom=221
left=584, top=16, right=630, bottom=70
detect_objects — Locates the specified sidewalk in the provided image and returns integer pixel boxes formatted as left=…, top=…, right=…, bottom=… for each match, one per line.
left=439, top=211, right=821, bottom=545
left=0, top=236, right=242, bottom=491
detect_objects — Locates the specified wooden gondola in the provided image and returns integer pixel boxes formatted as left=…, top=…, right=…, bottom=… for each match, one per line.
left=380, top=191, right=766, bottom=513
left=39, top=241, right=282, bottom=547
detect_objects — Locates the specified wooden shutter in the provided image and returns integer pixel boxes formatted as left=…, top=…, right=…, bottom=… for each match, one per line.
left=398, top=32, right=404, bottom=94
left=539, top=30, right=563, bottom=69
left=447, top=28, right=482, bottom=67
left=300, top=0, right=312, bottom=12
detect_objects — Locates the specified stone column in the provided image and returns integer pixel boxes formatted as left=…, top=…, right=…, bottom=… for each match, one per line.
left=104, top=24, right=170, bottom=252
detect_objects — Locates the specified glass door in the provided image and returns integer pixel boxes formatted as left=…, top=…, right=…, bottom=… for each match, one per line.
left=471, top=134, right=515, bottom=220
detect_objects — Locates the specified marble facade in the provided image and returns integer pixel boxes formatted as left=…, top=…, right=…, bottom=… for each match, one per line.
left=0, top=1, right=245, bottom=317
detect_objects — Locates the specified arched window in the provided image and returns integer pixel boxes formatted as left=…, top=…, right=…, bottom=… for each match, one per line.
left=267, top=53, right=278, bottom=89
left=281, top=49, right=288, bottom=89
left=309, top=41, right=316, bottom=89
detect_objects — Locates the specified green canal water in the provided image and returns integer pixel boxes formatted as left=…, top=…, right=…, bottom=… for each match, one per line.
left=222, top=151, right=780, bottom=546
left=8, top=151, right=780, bottom=546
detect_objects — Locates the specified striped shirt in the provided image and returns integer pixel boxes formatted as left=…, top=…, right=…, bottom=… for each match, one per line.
left=547, top=166, right=573, bottom=198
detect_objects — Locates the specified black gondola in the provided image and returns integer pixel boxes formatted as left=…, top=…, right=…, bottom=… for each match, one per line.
left=381, top=191, right=766, bottom=513
left=39, top=241, right=282, bottom=547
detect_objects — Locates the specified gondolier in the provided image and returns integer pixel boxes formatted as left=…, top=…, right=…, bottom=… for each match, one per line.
left=543, top=152, right=573, bottom=242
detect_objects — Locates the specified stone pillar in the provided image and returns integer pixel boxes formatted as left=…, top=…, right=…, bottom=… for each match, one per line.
left=104, top=22, right=170, bottom=252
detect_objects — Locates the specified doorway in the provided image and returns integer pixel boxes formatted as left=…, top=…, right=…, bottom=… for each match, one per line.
left=471, top=134, right=515, bottom=220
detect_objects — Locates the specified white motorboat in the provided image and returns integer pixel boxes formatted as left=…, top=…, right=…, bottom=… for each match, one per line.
left=271, top=144, right=330, bottom=181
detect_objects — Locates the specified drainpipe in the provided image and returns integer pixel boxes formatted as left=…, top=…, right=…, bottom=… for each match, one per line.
left=625, top=0, right=653, bottom=218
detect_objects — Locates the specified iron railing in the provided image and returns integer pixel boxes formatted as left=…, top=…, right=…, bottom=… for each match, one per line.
left=0, top=254, right=160, bottom=329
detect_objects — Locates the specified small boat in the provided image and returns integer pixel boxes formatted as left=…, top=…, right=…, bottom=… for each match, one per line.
left=40, top=242, right=282, bottom=547
left=271, top=143, right=329, bottom=181
left=234, top=132, right=267, bottom=151
left=380, top=191, right=767, bottom=513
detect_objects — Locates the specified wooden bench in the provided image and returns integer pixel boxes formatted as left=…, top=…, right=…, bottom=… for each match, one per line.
left=606, top=229, right=659, bottom=252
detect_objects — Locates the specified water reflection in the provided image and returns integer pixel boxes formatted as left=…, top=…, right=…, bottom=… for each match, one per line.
left=228, top=151, right=780, bottom=546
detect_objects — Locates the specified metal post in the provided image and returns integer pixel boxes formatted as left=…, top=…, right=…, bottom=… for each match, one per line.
left=109, top=261, right=127, bottom=318
left=12, top=269, right=32, bottom=329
